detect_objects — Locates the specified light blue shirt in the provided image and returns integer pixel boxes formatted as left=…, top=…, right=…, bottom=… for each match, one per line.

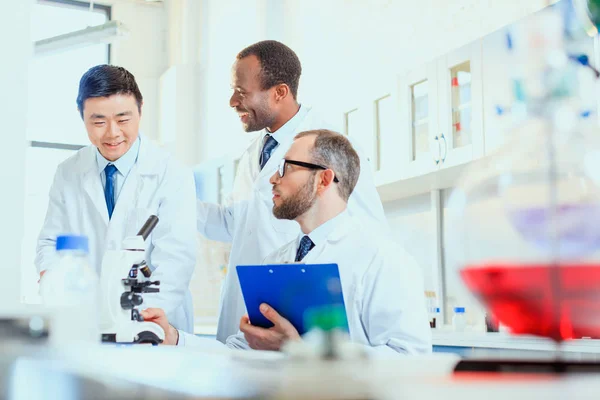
left=96, top=136, right=141, bottom=201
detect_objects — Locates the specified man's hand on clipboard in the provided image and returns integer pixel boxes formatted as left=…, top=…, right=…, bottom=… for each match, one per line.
left=240, top=303, right=301, bottom=350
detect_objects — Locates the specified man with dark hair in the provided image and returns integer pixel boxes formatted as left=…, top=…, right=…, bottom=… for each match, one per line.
left=36, top=64, right=197, bottom=333
left=144, top=130, right=430, bottom=354
left=197, top=40, right=388, bottom=343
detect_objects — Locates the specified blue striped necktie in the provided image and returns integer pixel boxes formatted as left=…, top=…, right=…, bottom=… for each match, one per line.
left=104, top=164, right=118, bottom=219
left=295, top=236, right=315, bottom=262
left=260, top=134, right=278, bottom=170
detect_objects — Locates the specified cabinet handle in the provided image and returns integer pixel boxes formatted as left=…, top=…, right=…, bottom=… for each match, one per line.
left=440, top=133, right=447, bottom=163
left=433, top=135, right=441, bottom=165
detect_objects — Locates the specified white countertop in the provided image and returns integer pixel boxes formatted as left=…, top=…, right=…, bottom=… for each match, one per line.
left=433, top=330, right=600, bottom=353
left=52, top=343, right=600, bottom=399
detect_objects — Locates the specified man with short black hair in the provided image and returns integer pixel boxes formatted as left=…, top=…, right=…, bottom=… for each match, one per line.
left=197, top=40, right=388, bottom=343
left=36, top=64, right=197, bottom=332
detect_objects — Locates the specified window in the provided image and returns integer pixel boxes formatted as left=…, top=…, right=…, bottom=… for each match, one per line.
left=21, top=0, right=110, bottom=303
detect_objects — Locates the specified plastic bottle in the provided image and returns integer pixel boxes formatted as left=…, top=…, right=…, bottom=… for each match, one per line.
left=452, top=307, right=467, bottom=332
left=40, top=235, right=100, bottom=345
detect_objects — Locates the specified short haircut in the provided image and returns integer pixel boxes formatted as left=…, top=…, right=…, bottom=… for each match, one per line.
left=295, top=129, right=360, bottom=202
left=76, top=64, right=143, bottom=118
left=237, top=40, right=302, bottom=99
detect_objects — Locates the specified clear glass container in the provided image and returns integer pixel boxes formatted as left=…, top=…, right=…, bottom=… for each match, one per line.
left=447, top=1, right=600, bottom=342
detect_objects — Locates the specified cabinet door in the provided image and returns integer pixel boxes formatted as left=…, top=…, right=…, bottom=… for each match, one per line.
left=344, top=105, right=377, bottom=173
left=481, top=29, right=513, bottom=155
left=398, top=63, right=440, bottom=178
left=437, top=41, right=484, bottom=169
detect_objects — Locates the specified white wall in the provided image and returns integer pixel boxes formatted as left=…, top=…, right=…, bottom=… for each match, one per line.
left=185, top=0, right=550, bottom=165
left=109, top=1, right=167, bottom=143
left=1, top=0, right=33, bottom=308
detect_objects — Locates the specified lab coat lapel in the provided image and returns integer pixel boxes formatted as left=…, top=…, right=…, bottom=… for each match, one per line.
left=81, top=146, right=109, bottom=226
left=302, top=216, right=352, bottom=263
left=108, top=164, right=141, bottom=231
left=256, top=107, right=314, bottom=182
left=247, top=137, right=263, bottom=181
left=107, top=137, right=161, bottom=235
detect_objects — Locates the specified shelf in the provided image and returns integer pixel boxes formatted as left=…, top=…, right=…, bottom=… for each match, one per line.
left=375, top=162, right=469, bottom=202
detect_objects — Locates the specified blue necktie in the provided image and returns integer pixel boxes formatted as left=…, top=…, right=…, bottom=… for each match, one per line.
left=260, top=134, right=278, bottom=170
left=104, top=164, right=118, bottom=219
left=295, top=236, right=315, bottom=262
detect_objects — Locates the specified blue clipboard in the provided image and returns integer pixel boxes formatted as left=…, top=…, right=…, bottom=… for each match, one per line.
left=236, top=263, right=348, bottom=335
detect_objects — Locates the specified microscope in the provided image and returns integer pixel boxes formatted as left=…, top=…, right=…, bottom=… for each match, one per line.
left=99, top=215, right=164, bottom=345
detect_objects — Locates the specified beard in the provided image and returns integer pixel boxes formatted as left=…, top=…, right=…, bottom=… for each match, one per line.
left=239, top=99, right=276, bottom=132
left=273, top=174, right=317, bottom=220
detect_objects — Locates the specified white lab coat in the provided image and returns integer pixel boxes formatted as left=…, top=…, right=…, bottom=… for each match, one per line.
left=225, top=213, right=432, bottom=355
left=36, top=137, right=197, bottom=332
left=197, top=106, right=388, bottom=342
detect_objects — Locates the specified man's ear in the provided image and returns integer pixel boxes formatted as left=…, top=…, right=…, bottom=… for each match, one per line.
left=274, top=84, right=290, bottom=102
left=139, top=100, right=144, bottom=117
left=317, top=169, right=336, bottom=193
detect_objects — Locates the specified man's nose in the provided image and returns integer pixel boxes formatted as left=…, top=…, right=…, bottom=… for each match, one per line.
left=270, top=172, right=280, bottom=184
left=109, top=120, right=121, bottom=136
left=230, top=92, right=240, bottom=108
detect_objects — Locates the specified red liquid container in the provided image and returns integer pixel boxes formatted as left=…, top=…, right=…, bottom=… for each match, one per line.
left=461, top=263, right=600, bottom=341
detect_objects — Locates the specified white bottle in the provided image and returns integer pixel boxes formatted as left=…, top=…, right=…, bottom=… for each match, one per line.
left=452, top=307, right=467, bottom=332
left=40, top=235, right=100, bottom=345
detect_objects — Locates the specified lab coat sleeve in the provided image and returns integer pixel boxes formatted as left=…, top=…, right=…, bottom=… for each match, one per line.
left=225, top=331, right=251, bottom=350
left=143, top=164, right=197, bottom=320
left=196, top=198, right=235, bottom=242
left=35, top=164, right=68, bottom=274
left=360, top=244, right=432, bottom=355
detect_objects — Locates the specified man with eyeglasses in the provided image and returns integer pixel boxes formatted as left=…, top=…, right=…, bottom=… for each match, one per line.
left=143, top=130, right=431, bottom=353
left=229, top=129, right=432, bottom=353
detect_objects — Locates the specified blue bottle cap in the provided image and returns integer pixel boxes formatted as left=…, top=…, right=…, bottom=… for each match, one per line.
left=454, top=307, right=465, bottom=313
left=56, top=235, right=89, bottom=253
left=434, top=307, right=441, bottom=313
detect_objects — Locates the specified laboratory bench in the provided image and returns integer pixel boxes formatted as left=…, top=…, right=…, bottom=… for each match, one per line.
left=5, top=342, right=600, bottom=399
left=433, top=330, right=600, bottom=359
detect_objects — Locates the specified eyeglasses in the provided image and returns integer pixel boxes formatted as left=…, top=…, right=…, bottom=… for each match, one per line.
left=277, top=159, right=339, bottom=183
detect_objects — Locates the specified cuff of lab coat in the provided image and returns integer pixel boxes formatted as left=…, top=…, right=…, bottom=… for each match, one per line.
left=176, top=329, right=186, bottom=346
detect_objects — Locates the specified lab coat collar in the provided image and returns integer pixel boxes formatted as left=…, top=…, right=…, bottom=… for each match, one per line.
left=256, top=106, right=314, bottom=180
left=298, top=209, right=351, bottom=249
left=265, top=104, right=309, bottom=145
left=80, top=134, right=165, bottom=224
left=83, top=134, right=163, bottom=177
left=96, top=135, right=140, bottom=178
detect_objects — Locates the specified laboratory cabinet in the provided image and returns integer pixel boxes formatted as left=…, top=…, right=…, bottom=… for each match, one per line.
left=398, top=40, right=484, bottom=179
left=341, top=85, right=401, bottom=179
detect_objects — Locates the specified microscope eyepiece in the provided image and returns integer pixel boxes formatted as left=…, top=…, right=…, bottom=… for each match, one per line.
left=136, top=215, right=159, bottom=240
